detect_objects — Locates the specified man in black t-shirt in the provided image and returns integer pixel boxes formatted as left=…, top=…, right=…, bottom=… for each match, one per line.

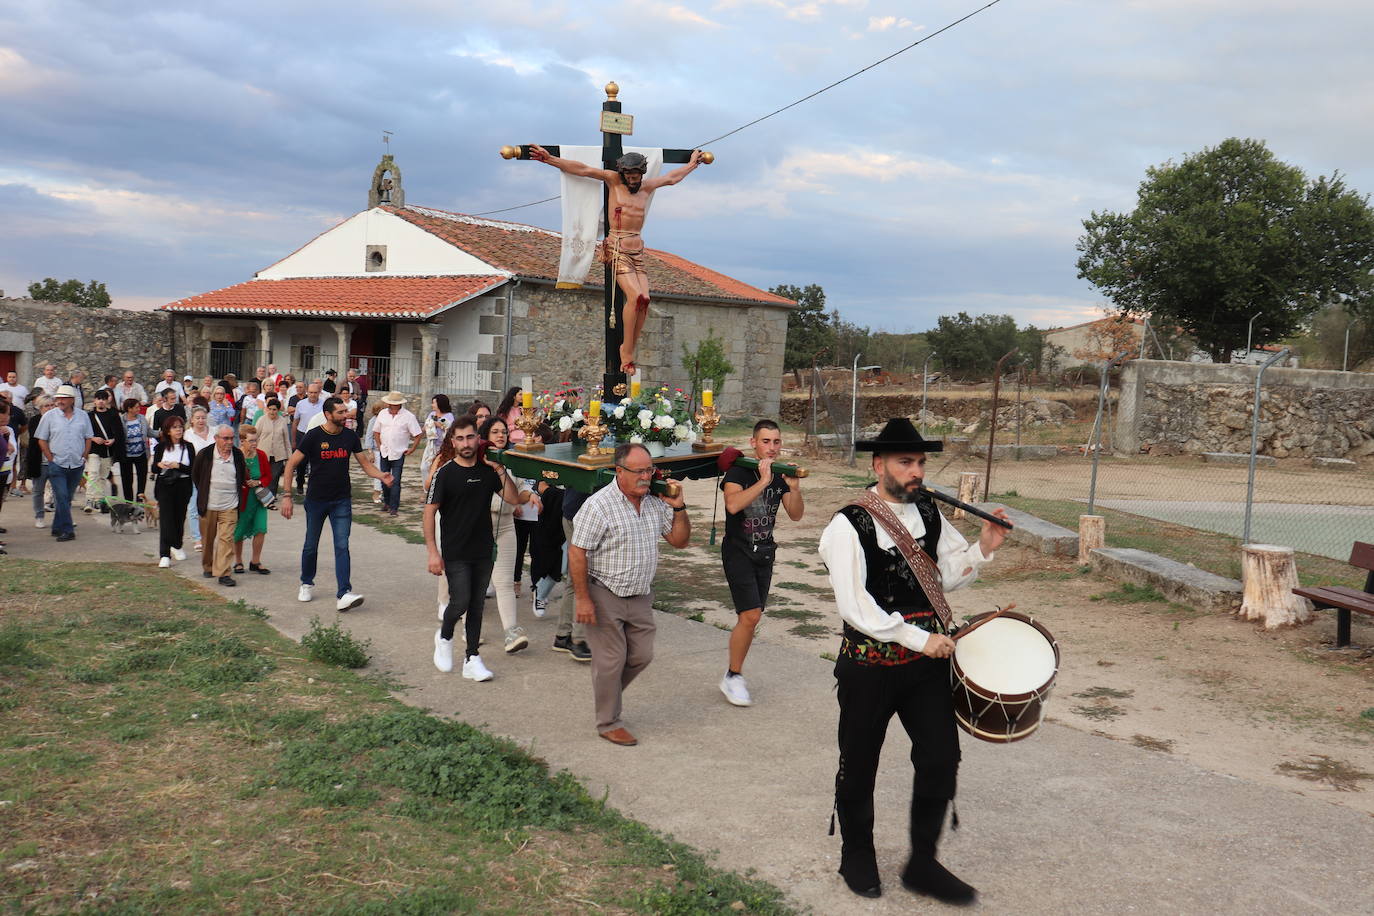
left=279, top=397, right=393, bottom=612
left=718, top=419, right=804, bottom=707
left=424, top=416, right=520, bottom=681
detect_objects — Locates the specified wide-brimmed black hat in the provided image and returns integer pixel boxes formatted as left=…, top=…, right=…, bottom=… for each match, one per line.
left=854, top=417, right=943, bottom=454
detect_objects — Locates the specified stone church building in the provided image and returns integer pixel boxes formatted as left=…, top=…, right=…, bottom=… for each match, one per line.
left=160, top=156, right=793, bottom=415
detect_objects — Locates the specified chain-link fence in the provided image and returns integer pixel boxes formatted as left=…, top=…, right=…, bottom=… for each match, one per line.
left=924, top=360, right=1374, bottom=567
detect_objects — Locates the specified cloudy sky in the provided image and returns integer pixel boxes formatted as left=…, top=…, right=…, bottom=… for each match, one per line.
left=2, top=0, right=1370, bottom=332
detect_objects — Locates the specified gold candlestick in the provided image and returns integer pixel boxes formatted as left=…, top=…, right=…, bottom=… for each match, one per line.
left=513, top=405, right=544, bottom=452
left=577, top=414, right=613, bottom=465
left=692, top=403, right=722, bottom=452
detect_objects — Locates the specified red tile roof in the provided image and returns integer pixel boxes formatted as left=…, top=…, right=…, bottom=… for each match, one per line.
left=387, top=206, right=794, bottom=307
left=161, top=275, right=507, bottom=319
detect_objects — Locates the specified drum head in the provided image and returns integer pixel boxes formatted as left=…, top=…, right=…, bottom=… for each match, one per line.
left=954, top=616, right=1057, bottom=695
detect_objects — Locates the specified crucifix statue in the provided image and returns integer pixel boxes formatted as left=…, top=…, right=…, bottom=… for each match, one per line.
left=501, top=82, right=712, bottom=396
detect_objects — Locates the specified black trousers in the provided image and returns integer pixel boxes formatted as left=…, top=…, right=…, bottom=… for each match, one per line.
left=155, top=476, right=193, bottom=557
left=512, top=518, right=537, bottom=583
left=119, top=455, right=148, bottom=501
left=441, top=558, right=494, bottom=659
left=834, top=654, right=960, bottom=805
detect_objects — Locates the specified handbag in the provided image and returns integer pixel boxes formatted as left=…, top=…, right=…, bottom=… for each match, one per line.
left=254, top=485, right=276, bottom=508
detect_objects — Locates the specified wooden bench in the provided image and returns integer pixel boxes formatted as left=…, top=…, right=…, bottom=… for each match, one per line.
left=1293, top=541, right=1374, bottom=648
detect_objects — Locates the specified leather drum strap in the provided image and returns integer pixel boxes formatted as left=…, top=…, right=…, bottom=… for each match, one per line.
left=852, top=490, right=954, bottom=633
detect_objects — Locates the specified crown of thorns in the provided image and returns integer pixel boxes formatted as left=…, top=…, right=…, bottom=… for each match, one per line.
left=616, top=153, right=648, bottom=173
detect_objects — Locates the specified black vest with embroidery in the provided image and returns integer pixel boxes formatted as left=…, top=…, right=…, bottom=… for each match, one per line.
left=836, top=495, right=944, bottom=666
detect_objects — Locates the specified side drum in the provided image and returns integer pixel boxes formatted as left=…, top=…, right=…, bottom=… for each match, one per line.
left=950, top=611, right=1059, bottom=744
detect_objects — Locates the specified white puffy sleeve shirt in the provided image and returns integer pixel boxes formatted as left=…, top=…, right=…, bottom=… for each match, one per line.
left=818, top=496, right=993, bottom=654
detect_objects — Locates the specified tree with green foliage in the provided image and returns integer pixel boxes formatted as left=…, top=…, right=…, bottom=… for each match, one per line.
left=923, top=312, right=1045, bottom=376
left=1077, top=138, right=1374, bottom=363
left=28, top=277, right=112, bottom=309
left=773, top=283, right=834, bottom=370
left=681, top=329, right=735, bottom=402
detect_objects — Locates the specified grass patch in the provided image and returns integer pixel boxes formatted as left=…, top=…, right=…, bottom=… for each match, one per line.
left=1362, top=708, right=1374, bottom=721
left=1089, top=583, right=1167, bottom=604
left=837, top=473, right=871, bottom=488
left=766, top=606, right=822, bottom=623
left=0, top=558, right=793, bottom=914
left=781, top=559, right=812, bottom=570
left=1130, top=734, right=1175, bottom=753
left=300, top=617, right=373, bottom=669
left=1275, top=755, right=1373, bottom=792
left=1072, top=703, right=1126, bottom=722
left=993, top=493, right=1363, bottom=589
left=1073, top=686, right=1134, bottom=700
left=789, top=623, right=831, bottom=639
left=774, top=580, right=832, bottom=596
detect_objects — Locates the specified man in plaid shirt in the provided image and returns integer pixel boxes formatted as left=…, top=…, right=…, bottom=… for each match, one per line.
left=569, top=442, right=691, bottom=746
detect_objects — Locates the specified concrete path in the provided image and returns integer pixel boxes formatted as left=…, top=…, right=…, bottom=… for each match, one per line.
left=5, top=497, right=1373, bottom=914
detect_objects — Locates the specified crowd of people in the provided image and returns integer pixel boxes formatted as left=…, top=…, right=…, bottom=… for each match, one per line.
left=1, top=362, right=1015, bottom=904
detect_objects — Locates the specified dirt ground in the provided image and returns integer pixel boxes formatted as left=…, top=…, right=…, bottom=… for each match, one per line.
left=362, top=446, right=1374, bottom=816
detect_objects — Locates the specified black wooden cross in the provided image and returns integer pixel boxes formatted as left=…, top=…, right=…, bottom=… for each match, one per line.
left=501, top=82, right=702, bottom=400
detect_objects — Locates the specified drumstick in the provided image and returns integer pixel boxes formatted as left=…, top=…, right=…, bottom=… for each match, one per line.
left=952, top=603, right=1017, bottom=641
left=918, top=485, right=1013, bottom=530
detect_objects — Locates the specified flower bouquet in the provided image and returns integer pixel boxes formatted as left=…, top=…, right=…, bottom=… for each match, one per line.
left=604, top=386, right=697, bottom=453
left=539, top=386, right=589, bottom=440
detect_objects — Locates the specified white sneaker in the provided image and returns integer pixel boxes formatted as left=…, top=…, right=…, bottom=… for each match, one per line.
left=720, top=673, right=754, bottom=707
left=438, top=601, right=447, bottom=621
left=158, top=556, right=171, bottom=568
left=336, top=592, right=364, bottom=612
left=193, top=541, right=203, bottom=552
left=170, top=547, right=187, bottom=561
left=503, top=626, right=529, bottom=654
left=533, top=597, right=548, bottom=619
left=35, top=519, right=45, bottom=528
left=433, top=630, right=454, bottom=673
left=462, top=654, right=494, bottom=682
left=485, top=583, right=495, bottom=598
left=298, top=584, right=314, bottom=602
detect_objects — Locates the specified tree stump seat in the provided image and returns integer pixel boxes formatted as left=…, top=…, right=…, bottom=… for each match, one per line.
left=1292, top=541, right=1374, bottom=648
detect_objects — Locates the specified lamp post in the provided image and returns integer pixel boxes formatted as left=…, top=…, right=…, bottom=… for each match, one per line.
left=848, top=352, right=862, bottom=466
left=920, top=349, right=937, bottom=436
left=1245, top=311, right=1262, bottom=361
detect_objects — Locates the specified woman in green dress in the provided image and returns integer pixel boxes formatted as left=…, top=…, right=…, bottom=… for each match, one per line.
left=232, top=424, right=272, bottom=574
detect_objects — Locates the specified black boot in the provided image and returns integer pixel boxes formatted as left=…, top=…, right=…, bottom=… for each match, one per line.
left=835, top=800, right=882, bottom=898
left=902, top=797, right=976, bottom=906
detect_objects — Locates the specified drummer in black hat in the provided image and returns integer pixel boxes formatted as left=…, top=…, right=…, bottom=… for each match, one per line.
left=818, top=417, right=1009, bottom=904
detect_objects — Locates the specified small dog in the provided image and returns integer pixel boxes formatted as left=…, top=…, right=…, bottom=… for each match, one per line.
left=109, top=502, right=146, bottom=535
left=140, top=499, right=159, bottom=530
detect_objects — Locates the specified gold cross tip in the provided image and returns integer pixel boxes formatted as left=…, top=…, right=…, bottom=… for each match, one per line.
left=605, top=81, right=620, bottom=100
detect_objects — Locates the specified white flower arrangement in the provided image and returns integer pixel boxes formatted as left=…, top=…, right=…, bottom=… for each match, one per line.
left=654, top=414, right=675, bottom=430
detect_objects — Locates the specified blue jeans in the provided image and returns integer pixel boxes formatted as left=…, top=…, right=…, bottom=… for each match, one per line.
left=301, top=496, right=353, bottom=598
left=186, top=483, right=200, bottom=542
left=32, top=464, right=51, bottom=519
left=47, top=465, right=84, bottom=536
left=379, top=454, right=405, bottom=511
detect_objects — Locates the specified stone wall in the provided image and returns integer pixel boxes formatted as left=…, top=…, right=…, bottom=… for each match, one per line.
left=1115, top=359, right=1374, bottom=458
left=0, top=298, right=195, bottom=393
left=490, top=282, right=789, bottom=418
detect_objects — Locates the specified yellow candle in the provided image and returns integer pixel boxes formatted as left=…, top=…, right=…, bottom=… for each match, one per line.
left=702, top=389, right=714, bottom=408
left=630, top=380, right=641, bottom=398
left=589, top=399, right=601, bottom=418
left=521, top=391, right=532, bottom=409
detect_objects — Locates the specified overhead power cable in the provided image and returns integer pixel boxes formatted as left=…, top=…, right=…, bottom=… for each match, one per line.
left=469, top=0, right=1006, bottom=218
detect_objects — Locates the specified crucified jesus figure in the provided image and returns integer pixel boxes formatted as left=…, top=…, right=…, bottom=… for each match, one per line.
left=528, top=144, right=707, bottom=375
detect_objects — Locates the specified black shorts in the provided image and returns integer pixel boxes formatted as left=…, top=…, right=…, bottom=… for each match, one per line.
left=721, top=544, right=774, bottom=614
